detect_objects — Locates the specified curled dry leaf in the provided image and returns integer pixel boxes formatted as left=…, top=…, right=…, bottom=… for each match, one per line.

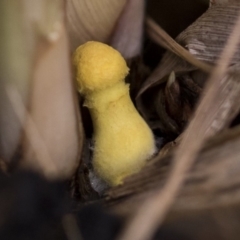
left=137, top=71, right=204, bottom=137
left=137, top=3, right=240, bottom=136
left=142, top=4, right=240, bottom=92
left=0, top=0, right=82, bottom=179
left=66, top=0, right=127, bottom=51
left=141, top=17, right=212, bottom=94
left=153, top=72, right=202, bottom=136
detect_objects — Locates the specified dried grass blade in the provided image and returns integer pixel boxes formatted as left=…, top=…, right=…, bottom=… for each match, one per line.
left=147, top=18, right=212, bottom=73
left=118, top=8, right=240, bottom=240
left=137, top=18, right=212, bottom=97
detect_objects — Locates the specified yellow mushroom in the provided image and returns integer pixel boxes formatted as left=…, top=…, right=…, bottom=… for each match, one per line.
left=73, top=41, right=156, bottom=186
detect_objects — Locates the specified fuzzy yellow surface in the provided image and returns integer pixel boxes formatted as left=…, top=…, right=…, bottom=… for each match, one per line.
left=73, top=41, right=129, bottom=94
left=87, top=82, right=156, bottom=186
left=73, top=41, right=156, bottom=186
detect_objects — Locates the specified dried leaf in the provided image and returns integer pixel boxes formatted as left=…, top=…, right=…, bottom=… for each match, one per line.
left=110, top=0, right=145, bottom=59
left=118, top=4, right=240, bottom=240
left=106, top=126, right=240, bottom=219
left=137, top=71, right=203, bottom=136
left=138, top=18, right=212, bottom=96
left=178, top=4, right=240, bottom=64
left=137, top=3, right=240, bottom=137
left=66, top=0, right=127, bottom=51
left=140, top=4, right=240, bottom=96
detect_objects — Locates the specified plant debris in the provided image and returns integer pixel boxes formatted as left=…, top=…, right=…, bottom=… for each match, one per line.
left=2, top=1, right=240, bottom=240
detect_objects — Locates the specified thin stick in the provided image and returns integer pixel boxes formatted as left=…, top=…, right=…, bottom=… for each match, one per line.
left=146, top=17, right=213, bottom=73
left=117, top=10, right=240, bottom=240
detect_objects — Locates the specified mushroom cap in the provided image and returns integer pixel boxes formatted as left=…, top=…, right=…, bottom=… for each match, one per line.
left=73, top=41, right=129, bottom=94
